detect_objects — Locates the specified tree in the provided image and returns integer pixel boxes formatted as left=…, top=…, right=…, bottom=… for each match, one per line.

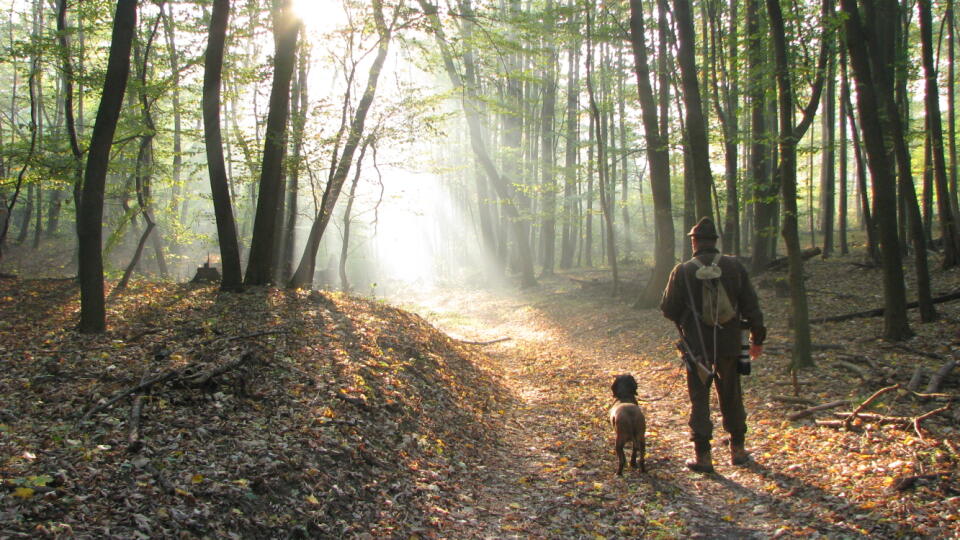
left=77, top=0, right=137, bottom=333
left=245, top=0, right=301, bottom=286
left=629, top=0, right=674, bottom=307
left=202, top=0, right=243, bottom=291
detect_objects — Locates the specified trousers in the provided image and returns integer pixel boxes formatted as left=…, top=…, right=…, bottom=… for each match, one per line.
left=686, top=355, right=746, bottom=446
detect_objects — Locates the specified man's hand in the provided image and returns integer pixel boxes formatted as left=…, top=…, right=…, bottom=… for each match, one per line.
left=749, top=344, right=763, bottom=360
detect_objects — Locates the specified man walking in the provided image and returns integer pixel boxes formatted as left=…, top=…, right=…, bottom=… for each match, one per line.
left=660, top=217, right=766, bottom=472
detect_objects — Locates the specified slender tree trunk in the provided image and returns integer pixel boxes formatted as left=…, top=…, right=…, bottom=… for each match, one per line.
left=919, top=0, right=960, bottom=268
left=203, top=0, right=243, bottom=291
left=290, top=0, right=392, bottom=288
left=282, top=38, right=308, bottom=284
left=820, top=55, right=836, bottom=257
left=339, top=138, right=370, bottom=291
left=839, top=48, right=849, bottom=254
left=585, top=7, right=618, bottom=293
left=559, top=20, right=579, bottom=269
left=77, top=0, right=137, bottom=333
left=766, top=0, right=832, bottom=369
left=540, top=0, right=558, bottom=276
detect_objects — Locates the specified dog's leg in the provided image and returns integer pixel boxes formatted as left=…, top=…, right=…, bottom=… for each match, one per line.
left=615, top=434, right=627, bottom=476
left=638, top=434, right=646, bottom=472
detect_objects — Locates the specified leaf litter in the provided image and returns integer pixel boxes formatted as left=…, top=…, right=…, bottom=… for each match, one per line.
left=0, top=251, right=958, bottom=538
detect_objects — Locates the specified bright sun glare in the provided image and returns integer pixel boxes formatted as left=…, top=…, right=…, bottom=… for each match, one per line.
left=291, top=0, right=345, bottom=34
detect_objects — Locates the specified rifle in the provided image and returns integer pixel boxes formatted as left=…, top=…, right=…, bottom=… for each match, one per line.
left=675, top=321, right=715, bottom=385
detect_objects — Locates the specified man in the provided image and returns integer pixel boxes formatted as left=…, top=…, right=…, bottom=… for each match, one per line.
left=660, top=217, right=765, bottom=473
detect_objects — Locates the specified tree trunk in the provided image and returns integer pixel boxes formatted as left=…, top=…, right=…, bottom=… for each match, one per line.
left=540, top=0, right=558, bottom=277
left=766, top=0, right=832, bottom=369
left=245, top=0, right=301, bottom=286
left=585, top=7, right=618, bottom=293
left=559, top=18, right=579, bottom=269
left=289, top=0, right=392, bottom=289
left=840, top=0, right=912, bottom=339
left=673, top=0, right=714, bottom=220
left=820, top=54, right=836, bottom=257
left=203, top=0, right=243, bottom=291
left=839, top=48, right=849, bottom=254
left=339, top=138, right=370, bottom=291
left=919, top=0, right=960, bottom=268
left=77, top=0, right=137, bottom=333
left=629, top=0, right=675, bottom=307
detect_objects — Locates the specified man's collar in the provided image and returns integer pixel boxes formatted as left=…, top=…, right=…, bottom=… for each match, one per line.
left=693, top=246, right=720, bottom=257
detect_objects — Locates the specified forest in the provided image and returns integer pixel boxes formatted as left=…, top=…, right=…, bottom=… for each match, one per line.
left=0, top=0, right=959, bottom=537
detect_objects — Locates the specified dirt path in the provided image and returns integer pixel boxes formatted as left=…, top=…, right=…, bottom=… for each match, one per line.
left=397, top=277, right=893, bottom=539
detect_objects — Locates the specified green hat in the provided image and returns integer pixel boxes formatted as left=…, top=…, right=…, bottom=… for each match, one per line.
left=687, top=217, right=719, bottom=239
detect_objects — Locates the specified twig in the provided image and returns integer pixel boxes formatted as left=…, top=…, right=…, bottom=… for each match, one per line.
left=772, top=395, right=816, bottom=406
left=845, top=384, right=901, bottom=429
left=913, top=404, right=951, bottom=441
left=81, top=369, right=180, bottom=422
left=457, top=337, right=512, bottom=346
left=127, top=396, right=145, bottom=453
left=884, top=343, right=944, bottom=360
left=187, top=351, right=256, bottom=386
left=199, top=329, right=290, bottom=347
left=788, top=400, right=849, bottom=421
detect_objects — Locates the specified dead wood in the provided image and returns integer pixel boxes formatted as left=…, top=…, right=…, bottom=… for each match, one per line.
left=913, top=404, right=952, bottom=440
left=788, top=400, right=849, bottom=421
left=0, top=272, right=17, bottom=280
left=81, top=369, right=180, bottom=423
left=907, top=367, right=926, bottom=392
left=810, top=290, right=960, bottom=324
left=924, top=359, right=957, bottom=394
left=81, top=352, right=259, bottom=422
left=833, top=360, right=869, bottom=379
left=200, top=329, right=290, bottom=347
left=844, top=384, right=900, bottom=429
left=458, top=337, right=512, bottom=346
left=890, top=472, right=953, bottom=492
left=765, top=247, right=821, bottom=271
left=772, top=380, right=815, bottom=386
left=772, top=395, right=816, bottom=405
left=884, top=343, right=944, bottom=360
left=335, top=392, right=369, bottom=409
left=187, top=351, right=256, bottom=386
left=569, top=277, right=602, bottom=288
left=127, top=395, right=144, bottom=453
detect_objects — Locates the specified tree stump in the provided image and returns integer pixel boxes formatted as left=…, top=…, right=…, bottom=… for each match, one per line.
left=191, top=262, right=221, bottom=284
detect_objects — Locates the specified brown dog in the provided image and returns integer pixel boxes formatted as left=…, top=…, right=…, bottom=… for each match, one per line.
left=609, top=374, right=647, bottom=475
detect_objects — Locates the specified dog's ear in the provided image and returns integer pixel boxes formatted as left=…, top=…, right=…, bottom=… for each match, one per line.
left=627, top=376, right=638, bottom=395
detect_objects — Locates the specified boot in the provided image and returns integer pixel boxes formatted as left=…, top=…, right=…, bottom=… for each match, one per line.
left=686, top=442, right=714, bottom=473
left=730, top=441, right=750, bottom=466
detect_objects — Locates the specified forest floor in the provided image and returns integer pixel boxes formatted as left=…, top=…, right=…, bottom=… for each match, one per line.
left=1, top=248, right=959, bottom=538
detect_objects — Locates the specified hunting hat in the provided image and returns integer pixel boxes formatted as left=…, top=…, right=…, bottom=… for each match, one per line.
left=687, top=217, right=719, bottom=239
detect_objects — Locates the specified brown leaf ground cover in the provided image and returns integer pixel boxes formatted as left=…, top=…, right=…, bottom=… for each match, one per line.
left=0, top=251, right=958, bottom=538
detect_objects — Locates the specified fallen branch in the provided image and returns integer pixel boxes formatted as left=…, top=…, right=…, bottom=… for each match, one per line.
left=788, top=400, right=849, bottom=421
left=924, top=359, right=957, bottom=394
left=0, top=272, right=17, bottom=280
left=913, top=404, right=951, bottom=441
left=765, top=247, right=821, bottom=271
left=187, top=351, right=256, bottom=387
left=810, top=290, right=960, bottom=324
left=771, top=395, right=816, bottom=406
left=884, top=343, right=944, bottom=360
left=458, top=337, right=512, bottom=346
left=335, top=392, right=369, bottom=410
left=844, top=384, right=900, bottom=429
left=81, top=369, right=180, bottom=423
left=81, top=352, right=259, bottom=422
left=199, top=329, right=290, bottom=347
left=907, top=367, right=926, bottom=392
left=833, top=360, right=869, bottom=379
left=890, top=472, right=952, bottom=492
left=127, top=396, right=144, bottom=453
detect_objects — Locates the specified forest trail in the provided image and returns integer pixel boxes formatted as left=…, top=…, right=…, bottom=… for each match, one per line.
left=394, top=273, right=942, bottom=539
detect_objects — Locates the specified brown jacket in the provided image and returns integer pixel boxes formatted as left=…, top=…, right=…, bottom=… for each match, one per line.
left=660, top=248, right=765, bottom=360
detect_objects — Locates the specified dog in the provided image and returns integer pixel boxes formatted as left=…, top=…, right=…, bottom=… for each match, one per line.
left=609, top=374, right=647, bottom=475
